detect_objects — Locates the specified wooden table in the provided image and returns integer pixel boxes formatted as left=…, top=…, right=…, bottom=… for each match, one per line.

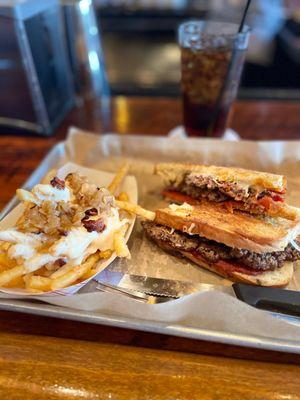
left=1, top=97, right=300, bottom=399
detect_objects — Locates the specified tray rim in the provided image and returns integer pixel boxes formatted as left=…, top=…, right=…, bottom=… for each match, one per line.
left=1, top=132, right=300, bottom=353
left=0, top=297, right=299, bottom=353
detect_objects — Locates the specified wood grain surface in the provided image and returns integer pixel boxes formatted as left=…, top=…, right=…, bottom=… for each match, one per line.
left=1, top=331, right=300, bottom=400
left=1, top=97, right=300, bottom=399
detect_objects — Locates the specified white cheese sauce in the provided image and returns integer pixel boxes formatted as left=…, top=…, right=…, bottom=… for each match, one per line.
left=24, top=253, right=57, bottom=273
left=169, top=202, right=194, bottom=212
left=32, top=184, right=72, bottom=203
left=8, top=243, right=35, bottom=260
left=0, top=229, right=44, bottom=245
left=50, top=227, right=98, bottom=259
left=48, top=207, right=128, bottom=265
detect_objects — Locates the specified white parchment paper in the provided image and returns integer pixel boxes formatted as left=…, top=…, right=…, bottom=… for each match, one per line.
left=1, top=127, right=300, bottom=346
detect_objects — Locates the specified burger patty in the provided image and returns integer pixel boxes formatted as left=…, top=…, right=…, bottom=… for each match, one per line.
left=143, top=223, right=199, bottom=252
left=176, top=174, right=271, bottom=206
left=180, top=184, right=229, bottom=202
left=181, top=174, right=249, bottom=202
left=142, top=221, right=300, bottom=271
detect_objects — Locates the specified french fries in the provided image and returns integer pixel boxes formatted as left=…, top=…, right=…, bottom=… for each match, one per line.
left=81, top=268, right=97, bottom=280
left=116, top=200, right=155, bottom=221
left=114, top=224, right=130, bottom=259
left=0, top=252, right=12, bottom=270
left=99, top=249, right=113, bottom=259
left=0, top=164, right=139, bottom=294
left=107, top=163, right=129, bottom=194
left=0, top=251, right=103, bottom=291
left=25, top=276, right=52, bottom=292
left=0, top=265, right=26, bottom=287
left=16, top=189, right=36, bottom=204
left=51, top=252, right=100, bottom=290
left=0, top=242, right=10, bottom=251
left=5, top=275, right=25, bottom=289
left=50, top=249, right=112, bottom=283
left=116, top=192, right=129, bottom=202
left=50, top=263, right=76, bottom=279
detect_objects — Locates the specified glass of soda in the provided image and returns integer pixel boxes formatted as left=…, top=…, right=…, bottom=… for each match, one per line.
left=178, top=21, right=249, bottom=137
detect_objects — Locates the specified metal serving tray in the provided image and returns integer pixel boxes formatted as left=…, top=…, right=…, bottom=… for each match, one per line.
left=1, top=133, right=300, bottom=354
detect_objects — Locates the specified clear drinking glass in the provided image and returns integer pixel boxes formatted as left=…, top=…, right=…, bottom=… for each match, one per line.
left=178, top=20, right=249, bottom=137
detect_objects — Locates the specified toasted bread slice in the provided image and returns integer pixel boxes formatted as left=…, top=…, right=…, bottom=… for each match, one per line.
left=155, top=162, right=286, bottom=193
left=155, top=202, right=300, bottom=253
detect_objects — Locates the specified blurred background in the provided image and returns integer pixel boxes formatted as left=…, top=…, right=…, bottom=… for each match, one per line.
left=96, top=0, right=300, bottom=99
left=1, top=0, right=299, bottom=135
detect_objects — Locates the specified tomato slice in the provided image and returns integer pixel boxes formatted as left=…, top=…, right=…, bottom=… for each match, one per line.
left=271, top=188, right=286, bottom=195
left=257, top=196, right=273, bottom=210
left=222, top=201, right=235, bottom=213
left=270, top=193, right=284, bottom=202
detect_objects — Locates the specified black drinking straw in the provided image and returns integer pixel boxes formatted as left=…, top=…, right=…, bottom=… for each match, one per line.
left=207, top=0, right=252, bottom=135
left=238, top=0, right=252, bottom=33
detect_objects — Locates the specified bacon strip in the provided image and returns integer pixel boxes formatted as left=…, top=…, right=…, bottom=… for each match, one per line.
left=163, top=190, right=286, bottom=216
left=191, top=252, right=262, bottom=276
left=162, top=190, right=200, bottom=205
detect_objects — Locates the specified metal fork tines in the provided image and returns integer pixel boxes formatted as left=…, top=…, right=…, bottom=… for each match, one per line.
left=96, top=282, right=149, bottom=302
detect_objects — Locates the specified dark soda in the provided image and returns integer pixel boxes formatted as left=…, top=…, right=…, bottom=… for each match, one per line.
left=181, top=46, right=245, bottom=137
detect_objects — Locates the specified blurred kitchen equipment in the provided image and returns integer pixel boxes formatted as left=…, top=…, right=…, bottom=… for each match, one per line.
left=0, top=0, right=75, bottom=136
left=61, top=0, right=110, bottom=100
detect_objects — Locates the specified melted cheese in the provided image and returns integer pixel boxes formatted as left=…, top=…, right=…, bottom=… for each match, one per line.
left=169, top=202, right=195, bottom=218
left=0, top=229, right=43, bottom=245
left=48, top=207, right=128, bottom=265
left=50, top=228, right=98, bottom=260
left=32, top=184, right=72, bottom=203
left=169, top=202, right=194, bottom=212
left=8, top=243, right=35, bottom=260
left=2, top=207, right=128, bottom=273
left=25, top=253, right=57, bottom=273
